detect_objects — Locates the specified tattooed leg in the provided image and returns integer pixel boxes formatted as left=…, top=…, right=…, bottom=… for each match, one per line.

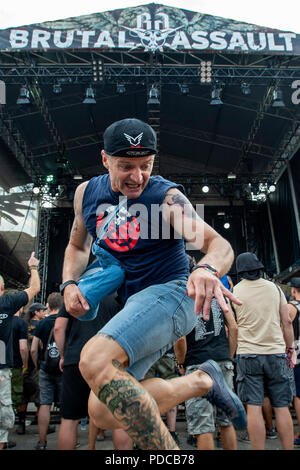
left=98, top=363, right=178, bottom=450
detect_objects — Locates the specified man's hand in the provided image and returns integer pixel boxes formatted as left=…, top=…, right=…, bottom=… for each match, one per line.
left=27, top=251, right=39, bottom=269
left=186, top=269, right=242, bottom=320
left=63, top=284, right=90, bottom=317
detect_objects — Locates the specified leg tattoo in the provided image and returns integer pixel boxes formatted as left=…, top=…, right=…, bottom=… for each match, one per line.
left=98, top=366, right=178, bottom=450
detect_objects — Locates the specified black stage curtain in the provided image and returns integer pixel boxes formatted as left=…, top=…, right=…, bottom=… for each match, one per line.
left=269, top=168, right=300, bottom=271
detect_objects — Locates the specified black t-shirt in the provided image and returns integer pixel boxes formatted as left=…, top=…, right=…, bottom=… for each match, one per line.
left=185, top=298, right=231, bottom=367
left=34, top=314, right=59, bottom=372
left=0, top=291, right=29, bottom=368
left=12, top=316, right=28, bottom=368
left=27, top=319, right=41, bottom=371
left=58, top=293, right=122, bottom=366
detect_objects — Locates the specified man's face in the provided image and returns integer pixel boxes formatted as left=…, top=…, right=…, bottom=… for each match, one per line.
left=102, top=152, right=154, bottom=199
left=36, top=309, right=46, bottom=320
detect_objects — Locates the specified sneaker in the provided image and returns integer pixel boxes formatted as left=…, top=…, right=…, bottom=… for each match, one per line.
left=266, top=428, right=277, bottom=439
left=238, top=430, right=250, bottom=442
left=35, top=441, right=47, bottom=450
left=294, top=436, right=300, bottom=446
left=3, top=440, right=16, bottom=449
left=186, top=435, right=197, bottom=447
left=199, top=359, right=247, bottom=430
left=170, top=431, right=180, bottom=446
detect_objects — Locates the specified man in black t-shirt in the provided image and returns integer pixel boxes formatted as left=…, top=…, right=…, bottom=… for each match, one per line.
left=0, top=252, right=40, bottom=451
left=175, top=298, right=238, bottom=450
left=54, top=293, right=131, bottom=450
left=11, top=310, right=28, bottom=435
left=31, top=292, right=63, bottom=450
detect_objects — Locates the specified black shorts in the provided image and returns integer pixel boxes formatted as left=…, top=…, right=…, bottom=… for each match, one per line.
left=60, top=364, right=90, bottom=420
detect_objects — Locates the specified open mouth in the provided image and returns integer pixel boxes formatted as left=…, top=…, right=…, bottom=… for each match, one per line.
left=125, top=183, right=141, bottom=189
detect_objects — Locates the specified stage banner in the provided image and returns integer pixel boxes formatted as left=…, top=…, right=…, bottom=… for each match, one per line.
left=0, top=4, right=299, bottom=54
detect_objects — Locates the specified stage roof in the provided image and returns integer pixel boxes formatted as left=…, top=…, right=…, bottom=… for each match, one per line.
left=0, top=4, right=299, bottom=285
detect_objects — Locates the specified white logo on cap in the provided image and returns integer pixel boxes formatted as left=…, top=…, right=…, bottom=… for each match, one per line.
left=124, top=132, right=143, bottom=147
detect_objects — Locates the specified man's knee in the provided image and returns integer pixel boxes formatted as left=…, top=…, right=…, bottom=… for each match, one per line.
left=79, top=334, right=127, bottom=385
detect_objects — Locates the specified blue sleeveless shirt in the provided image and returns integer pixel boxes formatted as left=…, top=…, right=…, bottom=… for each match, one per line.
left=82, top=174, right=190, bottom=303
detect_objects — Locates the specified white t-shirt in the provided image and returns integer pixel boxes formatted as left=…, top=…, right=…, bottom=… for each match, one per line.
left=233, top=278, right=287, bottom=354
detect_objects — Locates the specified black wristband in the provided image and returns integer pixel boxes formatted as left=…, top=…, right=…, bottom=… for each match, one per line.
left=59, top=280, right=78, bottom=295
left=191, top=263, right=219, bottom=278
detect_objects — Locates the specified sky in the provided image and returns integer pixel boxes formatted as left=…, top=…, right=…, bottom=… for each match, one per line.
left=0, top=0, right=300, bottom=32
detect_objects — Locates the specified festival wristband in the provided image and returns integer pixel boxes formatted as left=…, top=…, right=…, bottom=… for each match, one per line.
left=191, top=263, right=219, bottom=278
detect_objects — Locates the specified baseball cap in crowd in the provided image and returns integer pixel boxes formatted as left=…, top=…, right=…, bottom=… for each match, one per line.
left=103, top=118, right=157, bottom=157
left=287, top=277, right=300, bottom=288
left=236, top=252, right=264, bottom=274
left=28, top=302, right=47, bottom=312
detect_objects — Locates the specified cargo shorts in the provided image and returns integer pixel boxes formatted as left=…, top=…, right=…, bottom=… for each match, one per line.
left=185, top=360, right=234, bottom=435
left=0, top=369, right=15, bottom=443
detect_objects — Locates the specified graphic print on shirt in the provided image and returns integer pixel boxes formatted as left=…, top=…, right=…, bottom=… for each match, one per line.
left=96, top=204, right=140, bottom=252
left=195, top=298, right=223, bottom=341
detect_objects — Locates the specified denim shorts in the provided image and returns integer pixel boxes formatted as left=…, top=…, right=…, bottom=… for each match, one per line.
left=39, top=368, right=62, bottom=406
left=236, top=354, right=293, bottom=407
left=99, top=279, right=197, bottom=380
left=185, top=361, right=234, bottom=435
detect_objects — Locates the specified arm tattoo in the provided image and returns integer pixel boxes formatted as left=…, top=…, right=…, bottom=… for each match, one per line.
left=97, top=369, right=178, bottom=450
left=166, top=192, right=194, bottom=219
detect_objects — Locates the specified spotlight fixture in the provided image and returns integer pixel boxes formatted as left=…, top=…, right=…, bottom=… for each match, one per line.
left=272, top=88, right=285, bottom=107
left=179, top=83, right=189, bottom=95
left=224, top=222, right=230, bottom=229
left=83, top=87, right=96, bottom=104
left=147, top=84, right=160, bottom=105
left=92, top=59, right=104, bottom=83
left=53, top=83, right=62, bottom=94
left=201, top=185, right=210, bottom=193
left=116, top=83, right=126, bottom=94
left=210, top=86, right=223, bottom=105
left=241, top=82, right=251, bottom=95
left=16, top=85, right=30, bottom=104
left=227, top=172, right=237, bottom=180
left=200, top=61, right=212, bottom=84
left=268, top=184, right=276, bottom=193
left=46, top=174, right=54, bottom=183
left=32, top=186, right=40, bottom=195
left=73, top=174, right=83, bottom=180
left=217, top=211, right=225, bottom=216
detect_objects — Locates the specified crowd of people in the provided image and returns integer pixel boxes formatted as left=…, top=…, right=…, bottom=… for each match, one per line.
left=0, top=118, right=299, bottom=452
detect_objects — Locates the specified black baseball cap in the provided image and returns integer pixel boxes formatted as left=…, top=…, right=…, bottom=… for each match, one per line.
left=287, top=277, right=300, bottom=288
left=236, top=252, right=264, bottom=274
left=28, top=302, right=47, bottom=312
left=103, top=118, right=157, bottom=157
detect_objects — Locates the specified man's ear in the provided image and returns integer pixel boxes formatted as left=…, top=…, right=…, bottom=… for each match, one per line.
left=101, top=150, right=110, bottom=170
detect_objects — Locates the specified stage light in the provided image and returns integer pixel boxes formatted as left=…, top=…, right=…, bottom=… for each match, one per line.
left=73, top=174, right=83, bottom=180
left=227, top=172, right=236, bottom=180
left=179, top=83, right=189, bottom=95
left=147, top=85, right=160, bottom=105
left=16, top=85, right=30, bottom=104
left=202, top=185, right=210, bottom=193
left=268, top=184, right=276, bottom=192
left=83, top=87, right=96, bottom=104
left=224, top=222, right=230, bottom=229
left=32, top=186, right=40, bottom=194
left=210, top=86, right=223, bottom=105
left=46, top=174, right=54, bottom=183
left=53, top=83, right=62, bottom=94
left=116, top=83, right=126, bottom=94
left=241, top=82, right=251, bottom=95
left=272, top=88, right=285, bottom=107
left=217, top=211, right=225, bottom=216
